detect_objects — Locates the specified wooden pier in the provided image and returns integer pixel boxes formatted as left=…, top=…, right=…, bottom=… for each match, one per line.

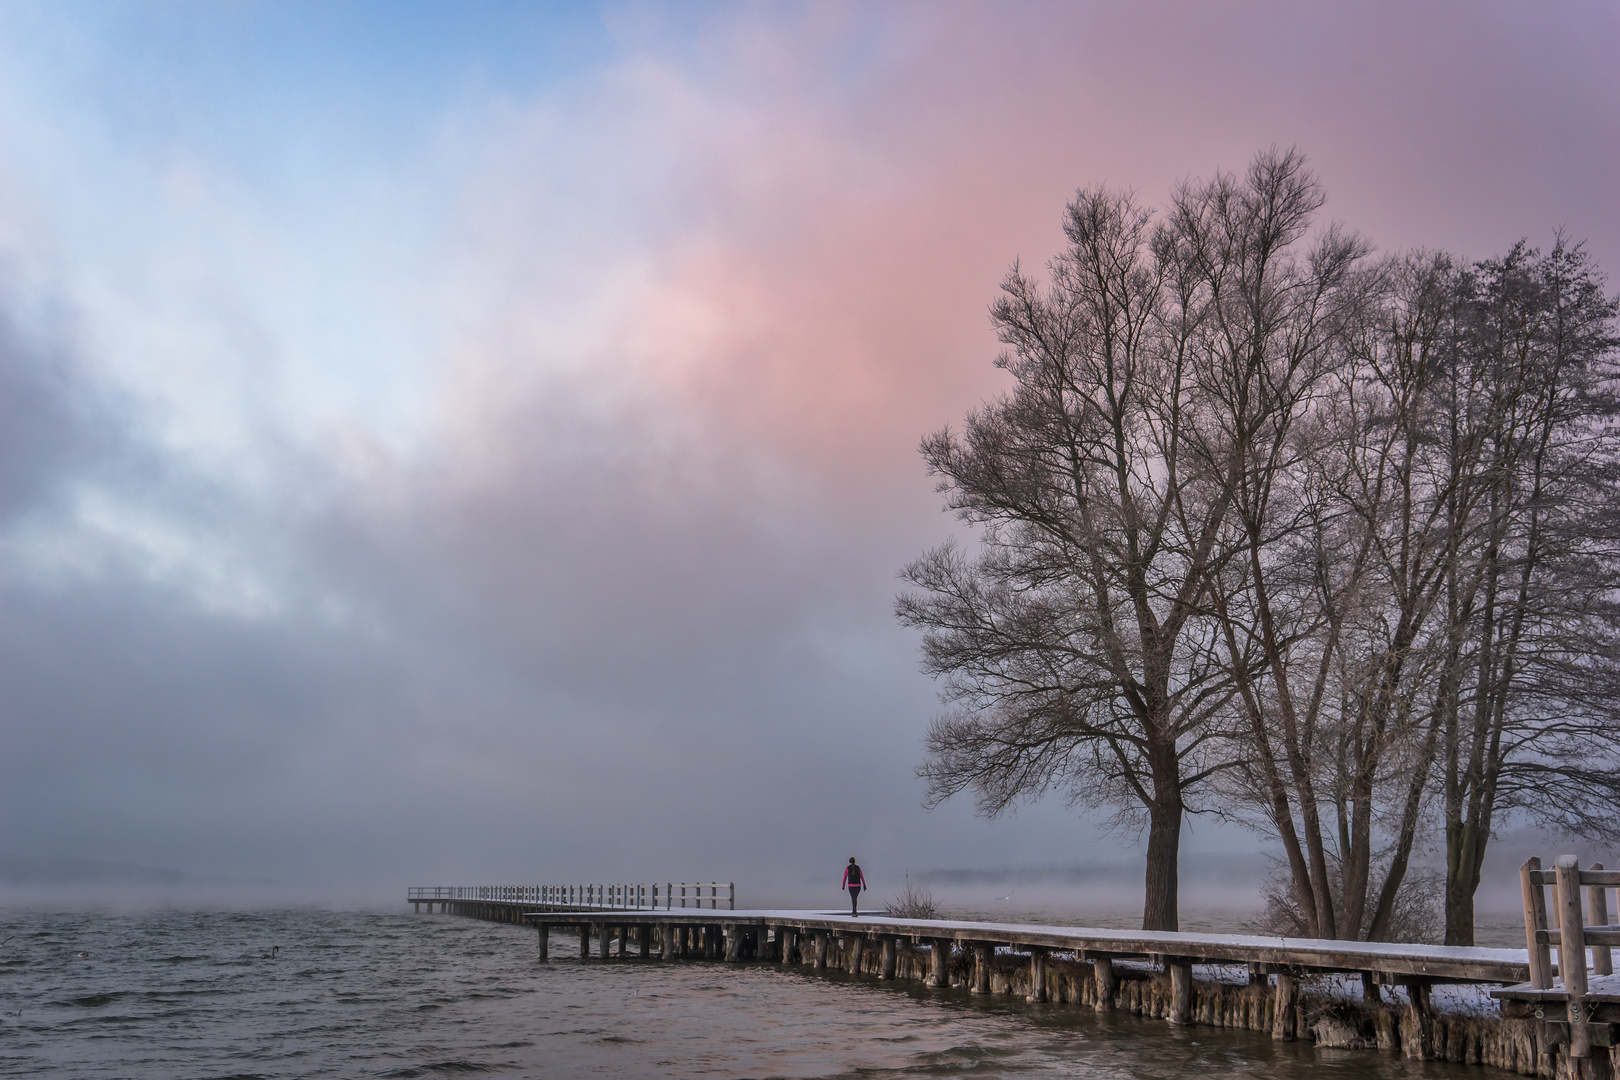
left=412, top=870, right=1620, bottom=1077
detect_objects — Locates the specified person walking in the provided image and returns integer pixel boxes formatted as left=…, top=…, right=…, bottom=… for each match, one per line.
left=842, top=857, right=866, bottom=917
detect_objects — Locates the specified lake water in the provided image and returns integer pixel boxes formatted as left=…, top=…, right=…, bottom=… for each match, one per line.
left=0, top=908, right=1482, bottom=1078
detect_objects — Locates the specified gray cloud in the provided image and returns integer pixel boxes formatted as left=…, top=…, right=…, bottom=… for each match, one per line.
left=2, top=3, right=1616, bottom=912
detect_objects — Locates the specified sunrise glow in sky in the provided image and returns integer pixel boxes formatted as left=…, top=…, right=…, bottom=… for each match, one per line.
left=1, top=1, right=1616, bottom=902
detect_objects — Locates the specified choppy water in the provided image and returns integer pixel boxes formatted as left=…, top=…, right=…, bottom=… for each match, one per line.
left=0, top=908, right=1474, bottom=1078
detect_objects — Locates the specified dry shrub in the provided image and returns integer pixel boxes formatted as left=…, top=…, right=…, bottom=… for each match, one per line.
left=886, top=875, right=941, bottom=920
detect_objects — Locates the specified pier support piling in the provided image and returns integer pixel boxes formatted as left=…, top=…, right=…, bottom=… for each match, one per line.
left=755, top=926, right=773, bottom=962
left=779, top=928, right=796, bottom=965
left=1028, top=948, right=1047, bottom=1003
left=847, top=935, right=864, bottom=974
left=1093, top=956, right=1116, bottom=1012
left=597, top=924, right=610, bottom=960
left=1169, top=960, right=1192, bottom=1025
left=880, top=937, right=897, bottom=980
left=724, top=925, right=742, bottom=962
left=813, top=931, right=829, bottom=970
left=971, top=944, right=991, bottom=994
left=537, top=923, right=549, bottom=962
left=928, top=939, right=949, bottom=988
left=1272, top=973, right=1298, bottom=1041
left=579, top=924, right=591, bottom=960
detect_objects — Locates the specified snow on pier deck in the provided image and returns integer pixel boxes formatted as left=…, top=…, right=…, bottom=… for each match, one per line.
left=409, top=888, right=1530, bottom=985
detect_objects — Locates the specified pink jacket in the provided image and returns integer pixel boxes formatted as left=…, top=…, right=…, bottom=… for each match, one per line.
left=842, top=865, right=866, bottom=889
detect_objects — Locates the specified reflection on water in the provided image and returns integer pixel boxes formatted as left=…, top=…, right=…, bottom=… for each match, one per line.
left=0, top=909, right=1486, bottom=1078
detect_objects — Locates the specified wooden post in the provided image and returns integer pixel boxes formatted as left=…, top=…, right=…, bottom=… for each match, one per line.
left=780, top=929, right=796, bottom=965
left=847, top=934, right=865, bottom=974
left=1556, top=855, right=1592, bottom=1058
left=616, top=926, right=627, bottom=957
left=1589, top=862, right=1613, bottom=976
left=928, top=939, right=949, bottom=987
left=1028, top=947, right=1047, bottom=1003
left=1271, top=973, right=1297, bottom=1041
left=724, top=925, right=742, bottom=962
left=971, top=944, right=991, bottom=994
left=639, top=925, right=650, bottom=959
left=1523, top=857, right=1554, bottom=989
left=813, top=931, right=829, bottom=970
left=1169, top=960, right=1192, bottom=1025
left=1093, top=956, right=1116, bottom=1012
left=579, top=923, right=592, bottom=959
left=597, top=923, right=610, bottom=960
left=1361, top=971, right=1381, bottom=1003
left=537, top=923, right=549, bottom=962
left=880, top=937, right=897, bottom=980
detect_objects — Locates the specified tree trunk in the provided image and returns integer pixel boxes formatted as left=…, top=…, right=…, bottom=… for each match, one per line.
left=1143, top=787, right=1183, bottom=931
left=1444, top=859, right=1477, bottom=946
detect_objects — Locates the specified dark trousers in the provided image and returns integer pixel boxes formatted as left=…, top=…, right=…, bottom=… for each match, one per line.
left=849, top=886, right=861, bottom=915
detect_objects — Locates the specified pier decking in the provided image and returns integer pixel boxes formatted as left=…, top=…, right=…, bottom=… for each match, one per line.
left=517, top=908, right=1531, bottom=984
left=410, top=861, right=1620, bottom=1075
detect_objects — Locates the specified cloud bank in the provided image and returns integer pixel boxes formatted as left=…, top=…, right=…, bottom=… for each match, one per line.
left=0, top=1, right=1615, bottom=906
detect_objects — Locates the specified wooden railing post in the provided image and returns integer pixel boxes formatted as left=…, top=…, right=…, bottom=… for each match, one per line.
left=1555, top=855, right=1591, bottom=1058
left=1588, top=862, right=1613, bottom=976
left=1522, top=857, right=1554, bottom=988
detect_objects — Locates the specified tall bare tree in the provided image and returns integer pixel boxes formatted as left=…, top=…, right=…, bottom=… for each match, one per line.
left=898, top=149, right=1356, bottom=930
left=1433, top=238, right=1620, bottom=944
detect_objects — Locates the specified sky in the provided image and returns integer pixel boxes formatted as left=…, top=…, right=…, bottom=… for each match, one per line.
left=0, top=1, right=1617, bottom=909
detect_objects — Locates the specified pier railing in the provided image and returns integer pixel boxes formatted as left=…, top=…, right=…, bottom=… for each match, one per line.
left=408, top=883, right=735, bottom=910
left=1517, top=855, right=1619, bottom=1058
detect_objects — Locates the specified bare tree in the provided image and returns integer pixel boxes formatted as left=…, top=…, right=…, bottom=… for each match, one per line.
left=898, top=150, right=1353, bottom=931
left=1209, top=247, right=1474, bottom=941
left=1434, top=238, right=1620, bottom=944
